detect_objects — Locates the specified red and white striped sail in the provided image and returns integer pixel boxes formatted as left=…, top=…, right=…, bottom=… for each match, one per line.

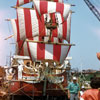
left=11, top=19, right=42, bottom=55
left=64, top=11, right=72, bottom=43
left=10, top=18, right=61, bottom=42
left=10, top=19, right=18, bottom=41
left=16, top=0, right=32, bottom=7
left=11, top=14, right=71, bottom=43
left=16, top=37, right=44, bottom=56
left=16, top=37, right=62, bottom=56
left=16, top=40, right=28, bottom=56
left=43, top=12, right=72, bottom=43
left=17, top=8, right=50, bottom=41
left=46, top=12, right=72, bottom=43
left=16, top=8, right=71, bottom=42
left=33, top=1, right=71, bottom=20
left=11, top=19, right=42, bottom=42
left=11, top=19, right=62, bottom=56
left=27, top=42, right=71, bottom=64
left=16, top=0, right=63, bottom=7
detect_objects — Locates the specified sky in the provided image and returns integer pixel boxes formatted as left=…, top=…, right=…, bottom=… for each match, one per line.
left=0, top=0, right=100, bottom=70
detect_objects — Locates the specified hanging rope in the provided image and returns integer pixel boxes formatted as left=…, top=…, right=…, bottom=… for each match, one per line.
left=84, top=0, right=100, bottom=21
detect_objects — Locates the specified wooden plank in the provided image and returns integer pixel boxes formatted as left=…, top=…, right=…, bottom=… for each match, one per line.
left=4, top=35, right=14, bottom=40
left=26, top=39, right=75, bottom=46
left=11, top=6, right=34, bottom=10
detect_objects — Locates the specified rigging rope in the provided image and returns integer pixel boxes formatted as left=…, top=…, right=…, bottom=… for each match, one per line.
left=90, top=0, right=100, bottom=9
left=84, top=0, right=100, bottom=21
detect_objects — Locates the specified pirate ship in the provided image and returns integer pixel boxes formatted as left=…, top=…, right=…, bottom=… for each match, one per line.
left=5, top=0, right=74, bottom=99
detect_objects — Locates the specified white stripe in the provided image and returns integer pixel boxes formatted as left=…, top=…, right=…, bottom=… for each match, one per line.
left=45, top=44, right=53, bottom=60
left=60, top=45, right=69, bottom=63
left=53, top=37, right=59, bottom=43
left=33, top=0, right=40, bottom=15
left=17, top=8, right=26, bottom=40
left=33, top=1, right=70, bottom=20
left=48, top=2, right=56, bottom=13
left=19, top=0, right=24, bottom=6
left=11, top=19, right=17, bottom=41
left=57, top=13, right=63, bottom=38
left=58, top=0, right=63, bottom=3
left=30, top=10, right=39, bottom=37
left=34, top=36, right=39, bottom=41
left=23, top=41, right=29, bottom=56
left=44, top=37, right=49, bottom=42
left=66, top=12, right=71, bottom=42
left=18, top=0, right=32, bottom=6
left=63, top=4, right=71, bottom=20
left=43, top=14, right=50, bottom=23
left=29, top=42, right=37, bottom=61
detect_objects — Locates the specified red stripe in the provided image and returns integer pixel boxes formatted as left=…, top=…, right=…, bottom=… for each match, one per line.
left=37, top=43, right=45, bottom=60
left=62, top=16, right=67, bottom=39
left=51, top=13, right=58, bottom=37
left=24, top=0, right=30, bottom=4
left=53, top=45, right=61, bottom=62
left=38, top=1, right=47, bottom=37
left=39, top=37, right=42, bottom=41
left=40, top=1, right=48, bottom=15
left=18, top=40, right=24, bottom=56
left=66, top=46, right=71, bottom=57
left=16, top=16, right=20, bottom=42
left=16, top=0, right=19, bottom=6
left=38, top=16, right=46, bottom=36
left=24, top=8, right=32, bottom=39
left=56, top=2, right=64, bottom=16
left=51, top=37, right=54, bottom=42
left=54, top=0, right=58, bottom=2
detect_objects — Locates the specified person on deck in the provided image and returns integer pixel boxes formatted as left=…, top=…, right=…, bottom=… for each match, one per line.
left=80, top=77, right=100, bottom=100
left=68, top=77, right=80, bottom=100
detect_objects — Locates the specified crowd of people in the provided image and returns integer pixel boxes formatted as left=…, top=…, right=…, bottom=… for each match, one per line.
left=67, top=76, right=100, bottom=100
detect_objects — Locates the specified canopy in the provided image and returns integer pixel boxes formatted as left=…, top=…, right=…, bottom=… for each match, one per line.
left=33, top=1, right=71, bottom=20
left=27, top=41, right=71, bottom=64
left=16, top=37, right=62, bottom=56
left=14, top=8, right=72, bottom=42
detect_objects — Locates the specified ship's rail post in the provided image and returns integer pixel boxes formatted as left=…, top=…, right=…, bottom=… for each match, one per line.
left=32, top=80, right=34, bottom=100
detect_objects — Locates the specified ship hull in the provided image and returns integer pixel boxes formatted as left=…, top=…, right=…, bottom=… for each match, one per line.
left=9, top=72, right=68, bottom=97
